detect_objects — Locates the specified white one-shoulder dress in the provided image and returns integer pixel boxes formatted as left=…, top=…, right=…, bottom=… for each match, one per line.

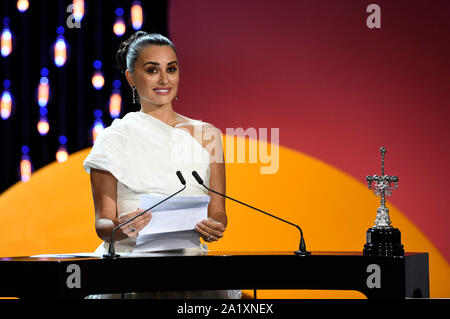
left=83, top=111, right=241, bottom=299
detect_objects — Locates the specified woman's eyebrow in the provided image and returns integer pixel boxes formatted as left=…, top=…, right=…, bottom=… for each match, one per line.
left=143, top=60, right=178, bottom=66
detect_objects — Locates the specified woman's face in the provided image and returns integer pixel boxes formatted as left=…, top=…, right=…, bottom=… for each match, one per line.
left=126, top=45, right=179, bottom=108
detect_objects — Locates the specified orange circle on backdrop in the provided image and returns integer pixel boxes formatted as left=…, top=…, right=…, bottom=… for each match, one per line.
left=0, top=135, right=448, bottom=298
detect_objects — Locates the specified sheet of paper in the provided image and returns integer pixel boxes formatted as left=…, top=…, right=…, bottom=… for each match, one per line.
left=137, top=194, right=210, bottom=237
left=134, top=230, right=202, bottom=252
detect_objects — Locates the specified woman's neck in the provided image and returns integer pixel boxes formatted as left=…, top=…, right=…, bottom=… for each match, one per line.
left=140, top=102, right=179, bottom=126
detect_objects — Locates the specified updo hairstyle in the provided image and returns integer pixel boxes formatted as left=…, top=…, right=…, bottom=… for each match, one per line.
left=115, top=31, right=177, bottom=74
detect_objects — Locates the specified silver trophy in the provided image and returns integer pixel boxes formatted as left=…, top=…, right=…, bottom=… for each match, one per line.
left=366, top=147, right=399, bottom=228
left=363, top=147, right=404, bottom=256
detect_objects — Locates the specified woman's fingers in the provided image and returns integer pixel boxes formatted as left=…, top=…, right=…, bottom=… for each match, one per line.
left=200, top=219, right=225, bottom=234
left=195, top=219, right=225, bottom=242
left=118, top=209, right=151, bottom=224
left=122, top=219, right=147, bottom=237
left=195, top=225, right=209, bottom=241
left=133, top=214, right=151, bottom=231
left=119, top=209, right=151, bottom=237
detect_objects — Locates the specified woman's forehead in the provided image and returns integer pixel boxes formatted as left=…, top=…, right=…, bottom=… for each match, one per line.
left=137, top=45, right=177, bottom=65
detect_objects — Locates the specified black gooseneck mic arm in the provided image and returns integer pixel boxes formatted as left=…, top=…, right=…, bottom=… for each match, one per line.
left=192, top=171, right=310, bottom=256
left=103, top=171, right=187, bottom=258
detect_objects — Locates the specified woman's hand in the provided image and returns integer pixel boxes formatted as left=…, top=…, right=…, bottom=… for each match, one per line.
left=118, top=209, right=152, bottom=237
left=195, top=218, right=226, bottom=242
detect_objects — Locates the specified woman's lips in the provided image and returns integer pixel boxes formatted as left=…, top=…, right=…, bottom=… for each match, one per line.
left=153, top=88, right=171, bottom=95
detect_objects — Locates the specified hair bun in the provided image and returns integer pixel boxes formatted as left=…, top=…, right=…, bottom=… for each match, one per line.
left=115, top=31, right=149, bottom=73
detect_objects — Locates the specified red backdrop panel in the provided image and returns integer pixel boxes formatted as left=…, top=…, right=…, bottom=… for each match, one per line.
left=168, top=0, right=450, bottom=261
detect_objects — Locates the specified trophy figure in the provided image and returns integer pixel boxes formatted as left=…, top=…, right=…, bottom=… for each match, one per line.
left=363, top=147, right=404, bottom=256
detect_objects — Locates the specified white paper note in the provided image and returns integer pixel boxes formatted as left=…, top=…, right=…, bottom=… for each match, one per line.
left=137, top=194, right=210, bottom=239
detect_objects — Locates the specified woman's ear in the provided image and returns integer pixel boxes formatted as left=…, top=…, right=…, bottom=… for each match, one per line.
left=125, top=69, right=134, bottom=88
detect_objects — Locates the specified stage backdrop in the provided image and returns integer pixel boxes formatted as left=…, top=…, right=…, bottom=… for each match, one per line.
left=0, top=0, right=449, bottom=299
left=167, top=0, right=450, bottom=296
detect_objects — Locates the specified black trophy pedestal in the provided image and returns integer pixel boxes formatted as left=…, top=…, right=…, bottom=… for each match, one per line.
left=363, top=227, right=404, bottom=257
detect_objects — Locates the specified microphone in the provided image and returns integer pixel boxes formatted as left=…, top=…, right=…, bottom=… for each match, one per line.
left=192, top=171, right=310, bottom=256
left=103, top=171, right=187, bottom=258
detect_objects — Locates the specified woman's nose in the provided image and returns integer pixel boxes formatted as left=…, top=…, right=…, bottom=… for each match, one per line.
left=158, top=71, right=168, bottom=84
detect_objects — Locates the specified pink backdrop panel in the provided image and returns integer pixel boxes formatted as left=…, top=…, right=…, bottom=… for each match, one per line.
left=168, top=0, right=450, bottom=261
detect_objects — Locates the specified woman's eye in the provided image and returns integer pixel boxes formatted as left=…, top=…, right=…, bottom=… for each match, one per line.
left=168, top=67, right=177, bottom=73
left=146, top=68, right=158, bottom=73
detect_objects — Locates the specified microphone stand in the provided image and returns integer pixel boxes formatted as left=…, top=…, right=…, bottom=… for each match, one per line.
left=192, top=171, right=311, bottom=256
left=103, top=171, right=187, bottom=258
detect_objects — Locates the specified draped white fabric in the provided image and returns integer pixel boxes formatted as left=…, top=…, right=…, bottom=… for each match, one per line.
left=83, top=111, right=212, bottom=253
left=83, top=111, right=241, bottom=299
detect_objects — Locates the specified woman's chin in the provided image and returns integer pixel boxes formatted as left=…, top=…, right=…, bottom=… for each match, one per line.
left=141, top=97, right=174, bottom=108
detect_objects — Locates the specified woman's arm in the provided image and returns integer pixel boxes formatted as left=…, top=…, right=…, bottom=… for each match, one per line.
left=195, top=125, right=228, bottom=242
left=90, top=168, right=151, bottom=241
left=90, top=168, right=127, bottom=241
left=207, top=156, right=227, bottom=227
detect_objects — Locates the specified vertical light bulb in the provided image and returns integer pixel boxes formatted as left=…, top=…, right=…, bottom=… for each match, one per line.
left=113, top=19, right=126, bottom=37
left=20, top=156, right=32, bottom=182
left=54, top=36, right=67, bottom=67
left=56, top=146, right=68, bottom=162
left=56, top=136, right=69, bottom=162
left=38, top=77, right=49, bottom=106
left=73, top=0, right=84, bottom=22
left=1, top=90, right=12, bottom=120
left=109, top=92, right=122, bottom=119
left=109, top=80, right=122, bottom=118
left=113, top=8, right=126, bottom=36
left=131, top=2, right=143, bottom=30
left=92, top=119, right=104, bottom=142
left=92, top=109, right=104, bottom=143
left=91, top=60, right=104, bottom=90
left=92, top=71, right=104, bottom=90
left=1, top=26, right=12, bottom=57
left=1, top=79, right=12, bottom=120
left=37, top=116, right=50, bottom=135
left=20, top=146, right=32, bottom=182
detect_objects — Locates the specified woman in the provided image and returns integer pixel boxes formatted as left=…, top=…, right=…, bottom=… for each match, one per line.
left=83, top=32, right=238, bottom=298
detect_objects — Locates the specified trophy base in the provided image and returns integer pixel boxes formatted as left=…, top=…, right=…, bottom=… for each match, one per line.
left=363, top=227, right=404, bottom=257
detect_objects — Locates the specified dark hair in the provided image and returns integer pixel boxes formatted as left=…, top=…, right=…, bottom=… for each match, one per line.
left=115, top=31, right=178, bottom=74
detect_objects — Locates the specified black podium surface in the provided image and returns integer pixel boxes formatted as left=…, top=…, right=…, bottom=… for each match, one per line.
left=0, top=251, right=429, bottom=299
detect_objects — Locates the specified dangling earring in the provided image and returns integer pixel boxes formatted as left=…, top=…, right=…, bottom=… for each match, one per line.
left=175, top=95, right=179, bottom=101
left=132, top=86, right=136, bottom=104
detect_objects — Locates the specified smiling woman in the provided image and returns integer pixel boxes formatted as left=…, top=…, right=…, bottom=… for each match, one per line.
left=82, top=31, right=237, bottom=299
left=117, top=32, right=180, bottom=107
left=126, top=48, right=179, bottom=108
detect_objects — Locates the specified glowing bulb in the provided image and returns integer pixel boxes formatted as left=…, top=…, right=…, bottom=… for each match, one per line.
left=56, top=146, right=68, bottom=163
left=17, top=0, right=29, bottom=12
left=37, top=117, right=50, bottom=135
left=1, top=27, right=12, bottom=57
left=73, top=0, right=84, bottom=22
left=91, top=71, right=105, bottom=90
left=92, top=109, right=104, bottom=143
left=113, top=18, right=126, bottom=37
left=1, top=90, right=12, bottom=120
left=92, top=119, right=104, bottom=142
left=54, top=36, right=67, bottom=67
left=38, top=77, right=49, bottom=107
left=20, top=154, right=32, bottom=182
left=131, top=2, right=143, bottom=30
left=109, top=92, right=122, bottom=118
